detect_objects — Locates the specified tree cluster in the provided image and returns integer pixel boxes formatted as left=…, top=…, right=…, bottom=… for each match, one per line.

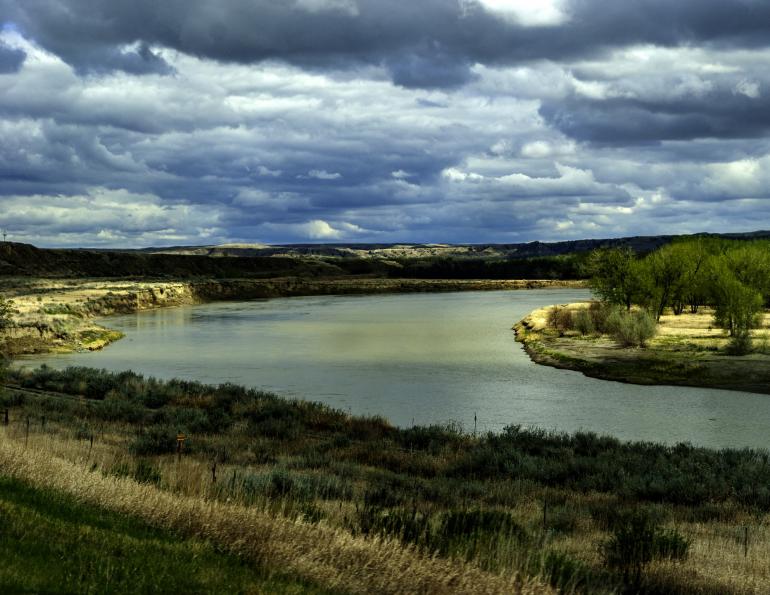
left=587, top=239, right=770, bottom=353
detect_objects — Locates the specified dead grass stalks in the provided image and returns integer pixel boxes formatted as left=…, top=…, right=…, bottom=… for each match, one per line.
left=0, top=433, right=555, bottom=595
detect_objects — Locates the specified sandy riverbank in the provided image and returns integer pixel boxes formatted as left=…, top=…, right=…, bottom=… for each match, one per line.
left=1, top=277, right=585, bottom=355
left=514, top=303, right=770, bottom=395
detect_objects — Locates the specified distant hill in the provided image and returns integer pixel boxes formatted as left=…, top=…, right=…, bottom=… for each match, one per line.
left=2, top=230, right=768, bottom=279
left=136, top=230, right=770, bottom=260
left=0, top=242, right=343, bottom=279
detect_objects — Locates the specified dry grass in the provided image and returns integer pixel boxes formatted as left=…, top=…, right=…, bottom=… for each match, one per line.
left=494, top=492, right=770, bottom=594
left=8, top=416, right=770, bottom=593
left=517, top=302, right=770, bottom=394
left=0, top=430, right=555, bottom=595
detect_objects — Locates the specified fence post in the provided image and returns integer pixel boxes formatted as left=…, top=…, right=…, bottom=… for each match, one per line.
left=176, top=432, right=185, bottom=462
left=744, top=526, right=749, bottom=557
left=3, top=409, right=8, bottom=426
left=25, top=416, right=29, bottom=447
left=211, top=461, right=217, bottom=484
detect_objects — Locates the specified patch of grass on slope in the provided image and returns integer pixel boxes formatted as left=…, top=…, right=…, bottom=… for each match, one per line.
left=0, top=475, right=335, bottom=595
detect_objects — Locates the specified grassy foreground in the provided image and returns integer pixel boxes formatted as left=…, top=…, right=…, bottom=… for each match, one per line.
left=2, top=366, right=770, bottom=593
left=0, top=475, right=332, bottom=594
left=515, top=303, right=770, bottom=394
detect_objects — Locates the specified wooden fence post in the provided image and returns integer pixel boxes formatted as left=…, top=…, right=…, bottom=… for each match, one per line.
left=176, top=432, right=186, bottom=462
left=744, top=526, right=749, bottom=557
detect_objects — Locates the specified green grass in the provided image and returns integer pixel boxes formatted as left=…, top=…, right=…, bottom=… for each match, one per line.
left=0, top=475, right=336, bottom=595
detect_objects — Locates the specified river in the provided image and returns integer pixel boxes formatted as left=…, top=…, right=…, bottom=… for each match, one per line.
left=18, top=288, right=770, bottom=449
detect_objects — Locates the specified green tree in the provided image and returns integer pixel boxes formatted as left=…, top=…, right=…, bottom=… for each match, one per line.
left=587, top=247, right=647, bottom=311
left=724, top=241, right=770, bottom=306
left=642, top=245, right=688, bottom=321
left=709, top=262, right=763, bottom=354
left=668, top=240, right=711, bottom=315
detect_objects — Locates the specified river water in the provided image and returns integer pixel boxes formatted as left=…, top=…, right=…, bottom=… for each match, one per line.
left=18, top=289, right=770, bottom=449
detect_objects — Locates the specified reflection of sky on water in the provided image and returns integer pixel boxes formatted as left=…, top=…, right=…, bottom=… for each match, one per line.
left=19, top=289, right=770, bottom=450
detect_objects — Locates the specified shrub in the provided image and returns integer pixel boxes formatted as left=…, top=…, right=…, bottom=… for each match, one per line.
left=602, top=509, right=689, bottom=586
left=243, top=400, right=303, bottom=439
left=129, top=425, right=177, bottom=456
left=607, top=309, right=657, bottom=347
left=727, top=329, right=753, bottom=355
left=588, top=301, right=622, bottom=334
left=573, top=309, right=595, bottom=335
left=547, top=306, right=574, bottom=336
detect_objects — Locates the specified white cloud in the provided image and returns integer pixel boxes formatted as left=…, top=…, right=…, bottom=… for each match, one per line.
left=295, top=0, right=359, bottom=16
left=474, top=0, right=568, bottom=26
left=520, top=141, right=552, bottom=158
left=303, top=219, right=341, bottom=239
left=735, top=78, right=760, bottom=98
left=704, top=157, right=767, bottom=197
left=307, top=169, right=342, bottom=180
left=1, top=187, right=224, bottom=247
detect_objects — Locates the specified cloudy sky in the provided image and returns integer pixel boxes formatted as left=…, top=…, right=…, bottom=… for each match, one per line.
left=1, top=0, right=769, bottom=247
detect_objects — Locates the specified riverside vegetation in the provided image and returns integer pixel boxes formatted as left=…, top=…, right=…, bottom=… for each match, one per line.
left=2, top=366, right=770, bottom=594
left=516, top=239, right=770, bottom=393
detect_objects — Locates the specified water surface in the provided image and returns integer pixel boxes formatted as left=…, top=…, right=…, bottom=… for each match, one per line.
left=20, top=289, right=770, bottom=449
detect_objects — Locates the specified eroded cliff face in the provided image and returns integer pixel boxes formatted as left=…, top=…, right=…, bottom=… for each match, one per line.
left=2, top=277, right=586, bottom=355
left=0, top=281, right=198, bottom=354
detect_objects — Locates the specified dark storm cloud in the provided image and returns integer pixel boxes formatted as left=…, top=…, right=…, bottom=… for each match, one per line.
left=0, top=41, right=24, bottom=72
left=540, top=89, right=770, bottom=144
left=77, top=42, right=174, bottom=76
left=5, top=0, right=770, bottom=85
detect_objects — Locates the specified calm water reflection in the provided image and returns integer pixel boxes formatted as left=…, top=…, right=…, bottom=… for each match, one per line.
left=20, top=289, right=770, bottom=449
